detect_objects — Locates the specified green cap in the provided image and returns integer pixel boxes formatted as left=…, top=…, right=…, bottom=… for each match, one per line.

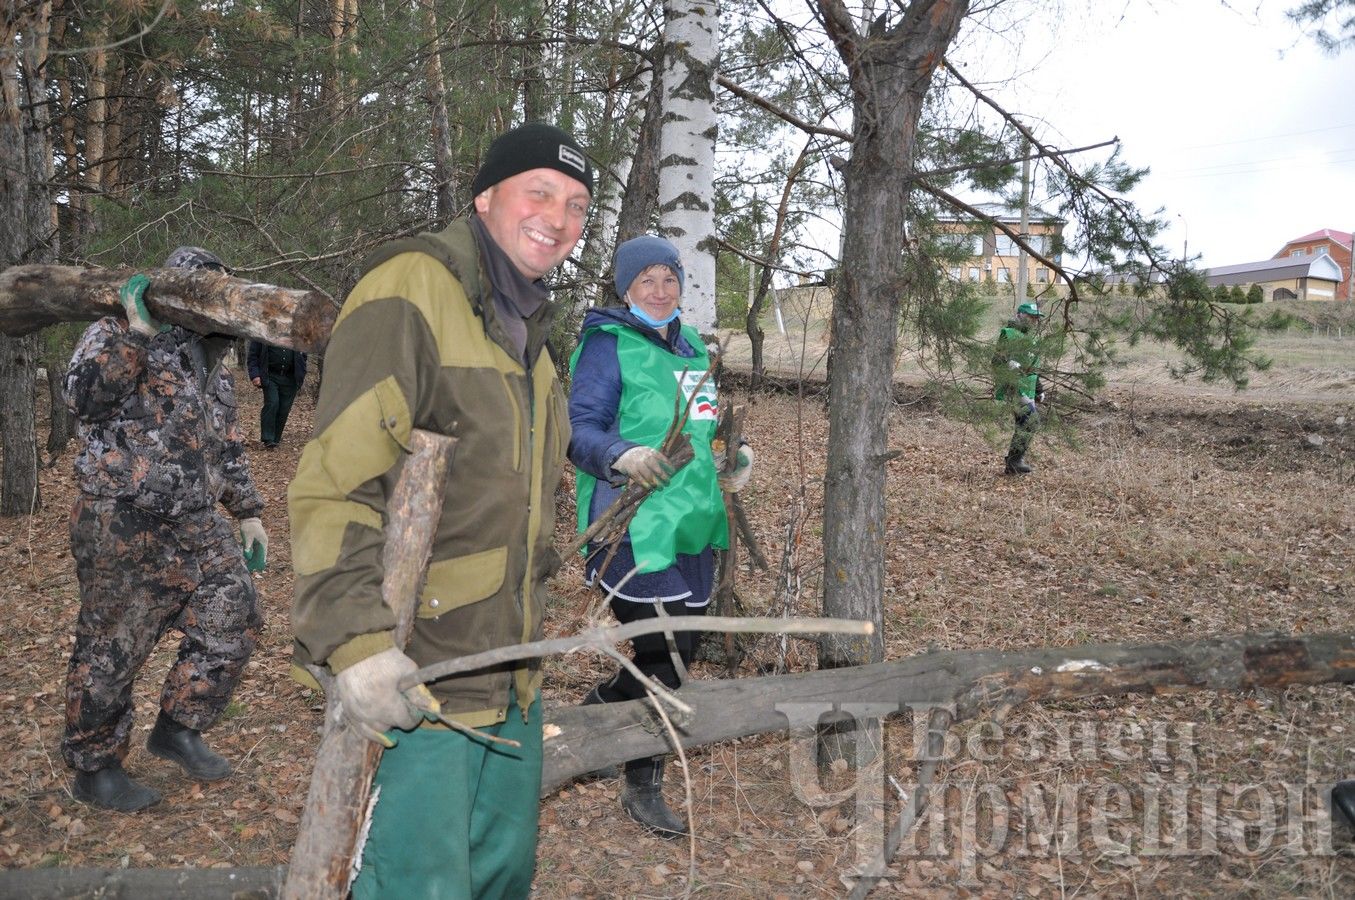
left=1017, top=302, right=1044, bottom=317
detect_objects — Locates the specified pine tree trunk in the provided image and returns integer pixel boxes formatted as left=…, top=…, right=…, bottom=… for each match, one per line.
left=0, top=1, right=53, bottom=516
left=44, top=352, right=73, bottom=462
left=614, top=46, right=664, bottom=250
left=0, top=334, right=40, bottom=514
left=815, top=0, right=970, bottom=760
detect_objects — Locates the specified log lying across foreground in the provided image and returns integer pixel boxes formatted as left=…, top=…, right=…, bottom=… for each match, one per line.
left=0, top=264, right=338, bottom=353
left=6, top=629, right=1352, bottom=899
left=540, top=628, right=1355, bottom=791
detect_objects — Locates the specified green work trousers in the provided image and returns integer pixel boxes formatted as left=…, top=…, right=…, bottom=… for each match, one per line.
left=352, top=691, right=542, bottom=900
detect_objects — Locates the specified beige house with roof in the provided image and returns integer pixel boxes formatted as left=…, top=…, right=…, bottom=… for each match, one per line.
left=1206, top=254, right=1343, bottom=301
left=935, top=203, right=1065, bottom=287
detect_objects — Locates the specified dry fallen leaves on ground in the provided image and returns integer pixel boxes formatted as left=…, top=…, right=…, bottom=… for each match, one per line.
left=0, top=367, right=1352, bottom=897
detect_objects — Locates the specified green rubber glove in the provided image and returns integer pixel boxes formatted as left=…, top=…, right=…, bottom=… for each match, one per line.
left=118, top=274, right=169, bottom=335
left=239, top=517, right=268, bottom=573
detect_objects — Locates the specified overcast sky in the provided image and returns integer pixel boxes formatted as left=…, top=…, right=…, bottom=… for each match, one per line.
left=954, top=0, right=1355, bottom=268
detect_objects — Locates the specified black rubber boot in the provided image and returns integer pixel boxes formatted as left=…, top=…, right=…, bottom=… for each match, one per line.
left=621, top=756, right=687, bottom=838
left=72, top=763, right=161, bottom=812
left=1004, top=453, right=1033, bottom=475
left=580, top=685, right=619, bottom=779
left=147, top=712, right=231, bottom=781
left=1333, top=780, right=1355, bottom=834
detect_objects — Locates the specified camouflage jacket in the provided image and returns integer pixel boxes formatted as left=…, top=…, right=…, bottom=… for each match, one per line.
left=65, top=317, right=264, bottom=521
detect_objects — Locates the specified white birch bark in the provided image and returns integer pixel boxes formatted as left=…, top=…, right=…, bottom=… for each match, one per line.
left=657, top=0, right=718, bottom=334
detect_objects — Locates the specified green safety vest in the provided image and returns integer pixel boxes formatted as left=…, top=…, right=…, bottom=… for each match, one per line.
left=996, top=325, right=1040, bottom=401
left=571, top=322, right=729, bottom=573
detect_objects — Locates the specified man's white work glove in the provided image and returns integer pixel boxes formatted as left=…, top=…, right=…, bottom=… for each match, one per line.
left=239, top=517, right=268, bottom=573
left=612, top=446, right=675, bottom=489
left=334, top=647, right=440, bottom=747
left=718, top=445, right=755, bottom=493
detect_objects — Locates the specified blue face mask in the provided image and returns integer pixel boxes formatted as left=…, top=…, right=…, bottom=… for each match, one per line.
left=629, top=304, right=680, bottom=328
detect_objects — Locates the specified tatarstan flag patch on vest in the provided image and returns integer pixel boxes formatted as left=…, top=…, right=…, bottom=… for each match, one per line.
left=677, top=370, right=719, bottom=420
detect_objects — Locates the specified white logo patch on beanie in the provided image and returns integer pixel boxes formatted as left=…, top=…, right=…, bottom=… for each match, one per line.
left=558, top=144, right=586, bottom=174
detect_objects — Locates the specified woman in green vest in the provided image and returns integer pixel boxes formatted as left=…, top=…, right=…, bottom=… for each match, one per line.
left=569, top=235, right=754, bottom=838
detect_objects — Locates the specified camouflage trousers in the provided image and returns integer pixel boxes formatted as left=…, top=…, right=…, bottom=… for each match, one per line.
left=62, top=495, right=262, bottom=772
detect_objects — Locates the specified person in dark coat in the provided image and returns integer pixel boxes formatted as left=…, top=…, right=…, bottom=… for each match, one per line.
left=246, top=341, right=307, bottom=448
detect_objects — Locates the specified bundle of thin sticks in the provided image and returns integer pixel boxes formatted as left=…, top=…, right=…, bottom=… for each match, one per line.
left=562, top=367, right=710, bottom=602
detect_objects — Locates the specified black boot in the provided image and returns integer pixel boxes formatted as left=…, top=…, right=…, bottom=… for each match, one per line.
left=147, top=712, right=231, bottom=781
left=621, top=756, right=687, bottom=838
left=580, top=685, right=619, bottom=778
left=72, top=763, right=161, bottom=812
left=1004, top=453, right=1032, bottom=475
left=1333, top=780, right=1355, bottom=834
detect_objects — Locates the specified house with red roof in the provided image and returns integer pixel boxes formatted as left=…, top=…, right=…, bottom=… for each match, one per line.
left=1271, top=229, right=1353, bottom=300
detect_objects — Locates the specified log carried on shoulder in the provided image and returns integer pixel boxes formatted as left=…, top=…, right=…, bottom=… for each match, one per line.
left=0, top=264, right=338, bottom=353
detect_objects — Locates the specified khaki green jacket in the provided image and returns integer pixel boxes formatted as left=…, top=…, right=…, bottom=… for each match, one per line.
left=288, top=219, right=569, bottom=726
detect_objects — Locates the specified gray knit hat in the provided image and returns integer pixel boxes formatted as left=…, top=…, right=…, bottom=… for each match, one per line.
left=614, top=235, right=684, bottom=300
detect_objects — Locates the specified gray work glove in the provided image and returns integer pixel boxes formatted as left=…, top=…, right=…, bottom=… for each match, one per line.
left=334, top=647, right=440, bottom=747
left=717, top=444, right=755, bottom=493
left=612, top=446, right=675, bottom=489
left=239, top=517, right=268, bottom=573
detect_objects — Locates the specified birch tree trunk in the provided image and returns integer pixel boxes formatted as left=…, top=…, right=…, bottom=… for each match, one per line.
left=814, top=0, right=971, bottom=755
left=657, top=0, right=718, bottom=334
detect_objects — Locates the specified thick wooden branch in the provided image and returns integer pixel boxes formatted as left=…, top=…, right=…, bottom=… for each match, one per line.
left=539, top=630, right=1354, bottom=793
left=282, top=430, right=457, bottom=900
left=400, top=615, right=875, bottom=689
left=0, top=264, right=338, bottom=353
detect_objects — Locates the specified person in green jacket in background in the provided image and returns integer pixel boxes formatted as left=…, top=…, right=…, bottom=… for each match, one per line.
left=994, top=301, right=1046, bottom=475
left=288, top=123, right=592, bottom=899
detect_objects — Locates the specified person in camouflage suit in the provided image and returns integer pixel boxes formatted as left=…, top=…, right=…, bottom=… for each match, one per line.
left=61, top=246, right=269, bottom=812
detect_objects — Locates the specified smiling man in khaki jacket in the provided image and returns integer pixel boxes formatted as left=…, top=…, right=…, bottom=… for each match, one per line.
left=288, top=122, right=591, bottom=899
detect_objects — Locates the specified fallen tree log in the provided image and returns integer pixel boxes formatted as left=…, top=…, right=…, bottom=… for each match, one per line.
left=5, top=629, right=1352, bottom=898
left=0, top=264, right=337, bottom=353
left=0, top=865, right=288, bottom=899
left=539, top=629, right=1355, bottom=792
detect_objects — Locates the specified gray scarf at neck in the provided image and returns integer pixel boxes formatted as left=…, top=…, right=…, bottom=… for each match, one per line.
left=470, top=215, right=551, bottom=365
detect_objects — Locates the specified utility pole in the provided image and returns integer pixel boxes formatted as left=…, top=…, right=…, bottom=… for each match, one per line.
left=1014, top=138, right=1031, bottom=307
left=1347, top=230, right=1354, bottom=302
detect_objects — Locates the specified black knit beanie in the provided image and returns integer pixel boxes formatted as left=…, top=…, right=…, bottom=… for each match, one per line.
left=471, top=123, right=593, bottom=197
